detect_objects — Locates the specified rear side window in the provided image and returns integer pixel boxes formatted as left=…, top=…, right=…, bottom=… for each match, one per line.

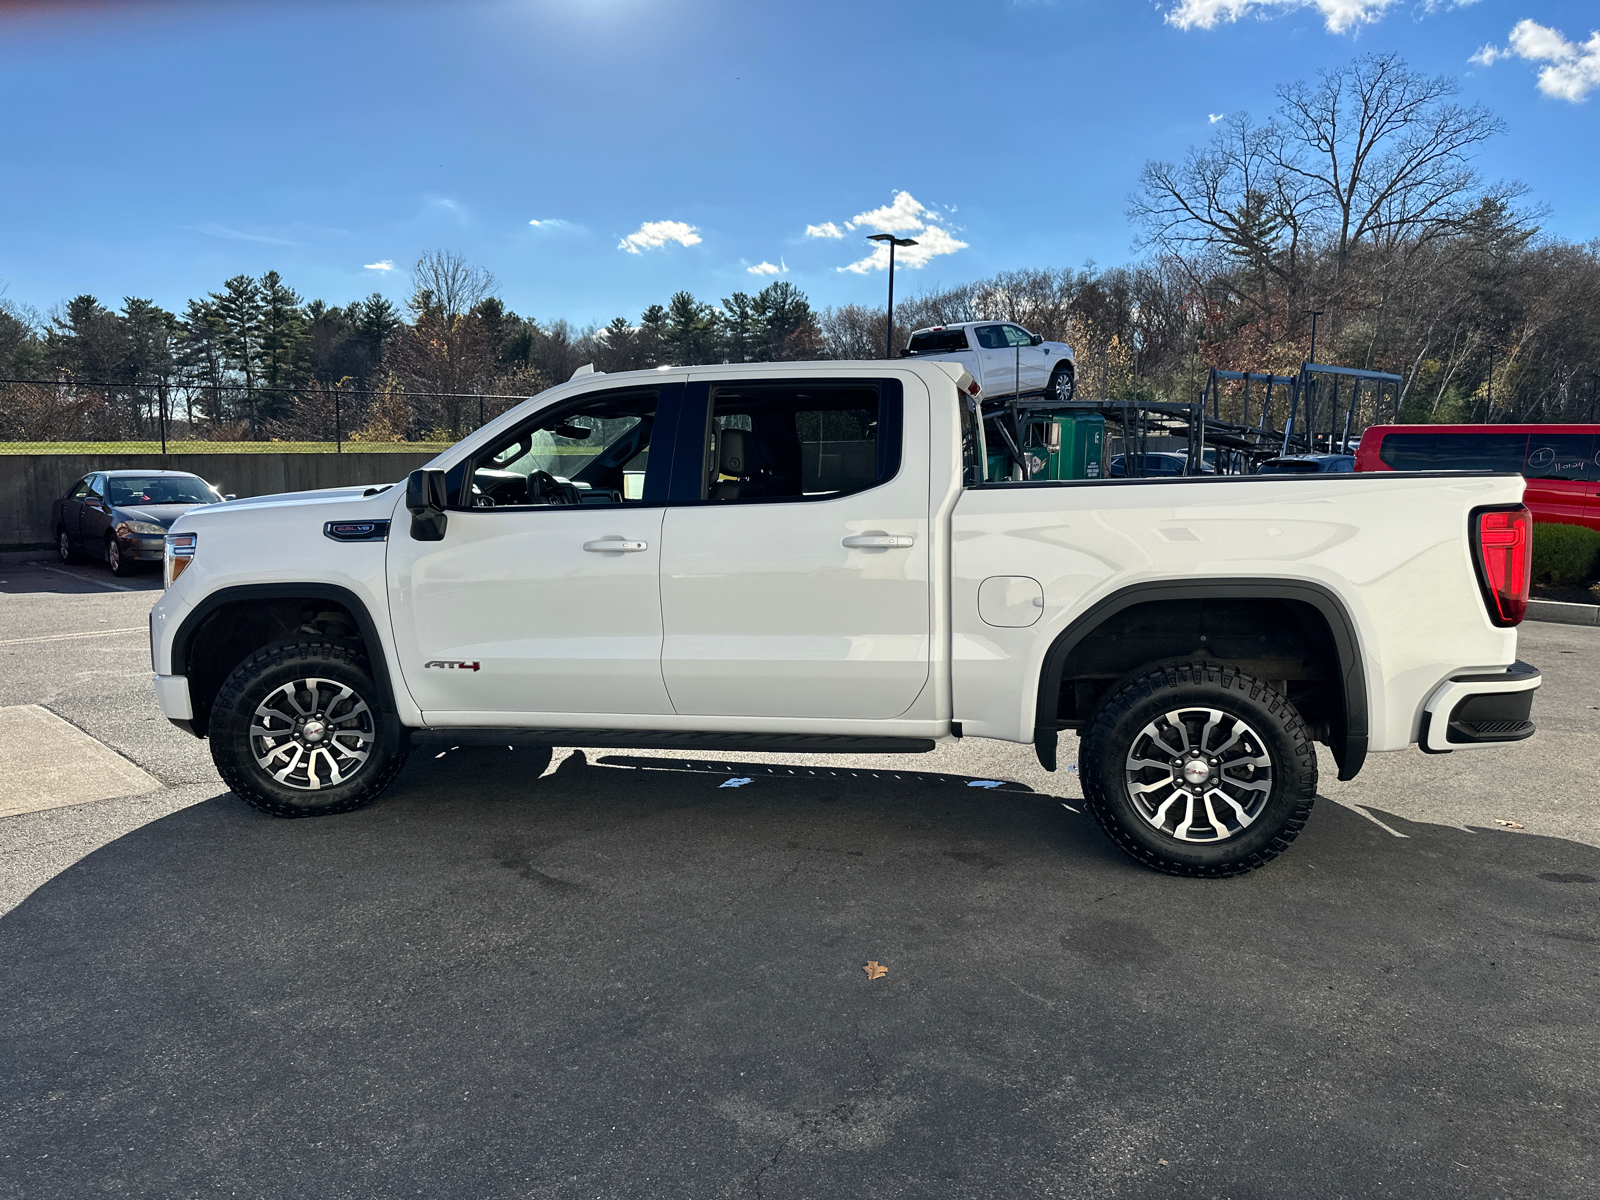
left=1377, top=432, right=1529, bottom=473
left=907, top=328, right=970, bottom=354
left=67, top=477, right=90, bottom=499
left=973, top=325, right=1007, bottom=350
left=702, top=382, right=901, bottom=503
left=1523, top=433, right=1598, bottom=481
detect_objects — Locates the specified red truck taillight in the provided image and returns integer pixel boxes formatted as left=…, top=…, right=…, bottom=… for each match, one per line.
left=1470, top=506, right=1530, bottom=627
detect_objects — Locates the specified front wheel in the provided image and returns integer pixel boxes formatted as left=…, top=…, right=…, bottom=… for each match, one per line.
left=1048, top=364, right=1075, bottom=404
left=209, top=640, right=409, bottom=818
left=1078, top=661, right=1317, bottom=877
left=105, top=534, right=137, bottom=576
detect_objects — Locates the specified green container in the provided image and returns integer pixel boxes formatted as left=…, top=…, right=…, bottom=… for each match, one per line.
left=1034, top=413, right=1104, bottom=480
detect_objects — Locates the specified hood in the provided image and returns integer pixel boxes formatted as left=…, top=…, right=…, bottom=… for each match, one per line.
left=218, top=484, right=393, bottom=511
left=115, top=503, right=203, bottom=527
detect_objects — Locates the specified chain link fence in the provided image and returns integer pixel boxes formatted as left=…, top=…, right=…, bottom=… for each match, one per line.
left=0, top=378, right=533, bottom=455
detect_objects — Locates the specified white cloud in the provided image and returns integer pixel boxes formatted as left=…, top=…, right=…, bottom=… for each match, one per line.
left=847, top=191, right=935, bottom=235
left=617, top=219, right=702, bottom=254
left=804, top=221, right=844, bottom=238
left=1473, top=19, right=1600, bottom=101
left=747, top=261, right=782, bottom=275
left=363, top=260, right=395, bottom=272
left=838, top=224, right=969, bottom=275
left=1208, top=112, right=1225, bottom=122
left=528, top=217, right=572, bottom=229
left=187, top=222, right=295, bottom=245
left=1165, top=0, right=1397, bottom=34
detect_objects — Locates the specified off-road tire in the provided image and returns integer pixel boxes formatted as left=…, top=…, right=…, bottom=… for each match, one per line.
left=209, top=639, right=409, bottom=819
left=57, top=527, right=78, bottom=565
left=1078, top=660, right=1317, bottom=878
left=105, top=534, right=137, bottom=576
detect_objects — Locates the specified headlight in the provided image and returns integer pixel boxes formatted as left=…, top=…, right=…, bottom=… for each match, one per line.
left=120, top=520, right=167, bottom=536
left=164, top=532, right=196, bottom=587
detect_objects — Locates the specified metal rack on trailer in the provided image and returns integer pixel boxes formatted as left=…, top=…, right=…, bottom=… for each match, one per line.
left=978, top=359, right=1404, bottom=481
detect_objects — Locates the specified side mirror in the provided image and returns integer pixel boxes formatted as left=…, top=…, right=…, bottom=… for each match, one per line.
left=223, top=494, right=237, bottom=502
left=406, top=468, right=449, bottom=541
left=1030, top=334, right=1043, bottom=346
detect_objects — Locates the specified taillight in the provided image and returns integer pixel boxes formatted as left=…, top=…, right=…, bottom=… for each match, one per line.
left=1470, top=506, right=1530, bottom=627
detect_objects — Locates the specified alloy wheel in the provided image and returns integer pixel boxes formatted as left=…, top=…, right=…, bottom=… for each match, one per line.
left=249, top=676, right=375, bottom=791
left=1122, top=706, right=1274, bottom=843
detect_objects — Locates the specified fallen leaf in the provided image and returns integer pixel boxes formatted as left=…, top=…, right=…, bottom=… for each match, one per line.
left=1158, top=1159, right=1169, bottom=1166
left=864, top=961, right=888, bottom=980
left=1495, top=819, right=1525, bottom=829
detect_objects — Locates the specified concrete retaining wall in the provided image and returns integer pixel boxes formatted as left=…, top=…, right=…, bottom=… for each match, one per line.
left=1, top=452, right=438, bottom=547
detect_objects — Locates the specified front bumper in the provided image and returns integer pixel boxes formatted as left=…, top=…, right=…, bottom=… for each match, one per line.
left=153, top=674, right=193, bottom=721
left=120, top=535, right=166, bottom=562
left=1420, top=660, right=1540, bottom=753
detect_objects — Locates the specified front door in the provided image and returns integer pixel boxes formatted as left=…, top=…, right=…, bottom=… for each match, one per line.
left=388, top=383, right=681, bottom=719
left=658, top=375, right=932, bottom=720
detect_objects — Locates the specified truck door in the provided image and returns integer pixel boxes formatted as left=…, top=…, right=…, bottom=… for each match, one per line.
left=1522, top=430, right=1593, bottom=528
left=386, top=383, right=682, bottom=719
left=657, top=374, right=931, bottom=720
left=973, top=325, right=1012, bottom=396
left=1001, top=324, right=1050, bottom=392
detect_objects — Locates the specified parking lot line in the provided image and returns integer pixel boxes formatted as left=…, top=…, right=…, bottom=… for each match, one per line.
left=39, top=565, right=138, bottom=593
left=0, top=627, right=146, bottom=648
left=1338, top=801, right=1410, bottom=838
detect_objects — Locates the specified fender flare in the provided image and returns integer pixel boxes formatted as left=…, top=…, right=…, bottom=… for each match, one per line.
left=170, top=582, right=399, bottom=715
left=1032, top=578, right=1368, bottom=781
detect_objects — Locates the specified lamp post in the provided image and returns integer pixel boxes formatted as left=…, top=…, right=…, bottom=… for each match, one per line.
left=867, top=234, right=918, bottom=359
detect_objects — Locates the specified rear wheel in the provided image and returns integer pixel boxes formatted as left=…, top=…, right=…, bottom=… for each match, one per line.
left=57, top=527, right=78, bottom=565
left=209, top=640, right=409, bottom=818
left=105, top=534, right=137, bottom=576
left=1077, top=661, right=1317, bottom=877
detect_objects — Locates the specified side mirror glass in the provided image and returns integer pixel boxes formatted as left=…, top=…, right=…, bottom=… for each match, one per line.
left=223, top=494, right=237, bottom=502
left=406, top=468, right=449, bottom=541
left=1030, top=333, right=1043, bottom=346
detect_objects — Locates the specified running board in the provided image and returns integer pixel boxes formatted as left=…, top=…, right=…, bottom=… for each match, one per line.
left=408, top=728, right=938, bottom=755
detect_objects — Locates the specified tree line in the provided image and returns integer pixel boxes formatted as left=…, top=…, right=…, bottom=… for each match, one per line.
left=2, top=52, right=1596, bottom=444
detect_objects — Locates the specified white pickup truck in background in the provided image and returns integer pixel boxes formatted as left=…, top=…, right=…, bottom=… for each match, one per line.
left=148, top=359, right=1540, bottom=878
left=904, top=321, right=1077, bottom=403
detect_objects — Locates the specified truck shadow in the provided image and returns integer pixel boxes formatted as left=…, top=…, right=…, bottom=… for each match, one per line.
left=1, top=747, right=1596, bottom=1200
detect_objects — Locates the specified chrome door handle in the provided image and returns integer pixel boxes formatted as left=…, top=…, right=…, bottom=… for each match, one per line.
left=841, top=534, right=915, bottom=549
left=583, top=539, right=648, bottom=553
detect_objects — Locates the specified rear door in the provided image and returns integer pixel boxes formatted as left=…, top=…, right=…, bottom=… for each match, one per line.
left=657, top=373, right=932, bottom=720
left=1522, top=431, right=1595, bottom=527
left=58, top=477, right=89, bottom=547
left=80, top=474, right=112, bottom=552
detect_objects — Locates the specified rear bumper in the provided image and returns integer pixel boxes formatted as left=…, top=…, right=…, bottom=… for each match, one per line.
left=1420, top=660, right=1540, bottom=753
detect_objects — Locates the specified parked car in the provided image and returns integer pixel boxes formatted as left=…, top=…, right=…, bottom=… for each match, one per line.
left=1256, top=455, right=1356, bottom=474
left=150, top=359, right=1539, bottom=880
left=903, top=321, right=1076, bottom=403
left=1355, top=423, right=1600, bottom=531
left=1108, top=452, right=1213, bottom=477
left=53, top=470, right=226, bottom=575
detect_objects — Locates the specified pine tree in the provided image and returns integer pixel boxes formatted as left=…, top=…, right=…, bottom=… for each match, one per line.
left=257, top=271, right=307, bottom=419
left=210, top=275, right=265, bottom=432
left=719, top=292, right=759, bottom=363
left=665, top=291, right=719, bottom=365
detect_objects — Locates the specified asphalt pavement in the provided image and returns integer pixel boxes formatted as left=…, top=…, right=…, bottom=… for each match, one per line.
left=1, top=556, right=1596, bottom=1200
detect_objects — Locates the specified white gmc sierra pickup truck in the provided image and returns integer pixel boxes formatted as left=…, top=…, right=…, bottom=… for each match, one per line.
left=149, top=360, right=1541, bottom=877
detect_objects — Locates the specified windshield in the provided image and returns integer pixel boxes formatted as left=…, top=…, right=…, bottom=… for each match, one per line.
left=106, top=475, right=221, bottom=505
left=1258, top=460, right=1320, bottom=474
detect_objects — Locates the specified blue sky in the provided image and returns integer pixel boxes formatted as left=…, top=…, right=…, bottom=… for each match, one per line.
left=0, top=0, right=1594, bottom=327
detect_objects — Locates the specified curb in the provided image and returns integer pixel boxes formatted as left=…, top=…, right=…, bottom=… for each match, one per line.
left=0, top=548, right=54, bottom=563
left=1527, top=598, right=1600, bottom=626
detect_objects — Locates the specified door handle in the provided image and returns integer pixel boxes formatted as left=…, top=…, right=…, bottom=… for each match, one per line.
left=841, top=534, right=915, bottom=549
left=583, top=538, right=648, bottom=553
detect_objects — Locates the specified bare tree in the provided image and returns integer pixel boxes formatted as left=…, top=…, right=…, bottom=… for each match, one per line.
left=393, top=251, right=498, bottom=435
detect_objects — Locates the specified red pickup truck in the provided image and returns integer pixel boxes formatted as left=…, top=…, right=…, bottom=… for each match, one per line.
left=1356, top=424, right=1600, bottom=531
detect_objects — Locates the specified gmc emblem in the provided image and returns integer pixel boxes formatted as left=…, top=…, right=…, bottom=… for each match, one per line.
left=424, top=660, right=481, bottom=671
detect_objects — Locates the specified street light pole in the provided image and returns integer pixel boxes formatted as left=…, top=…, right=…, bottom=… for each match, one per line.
left=867, top=234, right=918, bottom=359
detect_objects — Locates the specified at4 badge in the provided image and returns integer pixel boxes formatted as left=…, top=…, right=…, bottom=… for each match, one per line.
left=424, top=660, right=481, bottom=671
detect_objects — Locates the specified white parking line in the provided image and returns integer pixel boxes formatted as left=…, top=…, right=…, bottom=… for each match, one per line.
left=0, top=627, right=146, bottom=648
left=1339, top=801, right=1410, bottom=839
left=39, top=566, right=138, bottom=593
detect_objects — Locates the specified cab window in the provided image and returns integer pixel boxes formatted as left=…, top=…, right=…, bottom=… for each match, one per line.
left=461, top=388, right=663, bottom=508
left=700, top=382, right=901, bottom=503
left=973, top=325, right=1007, bottom=350
left=1003, top=325, right=1034, bottom=347
left=1523, top=433, right=1597, bottom=481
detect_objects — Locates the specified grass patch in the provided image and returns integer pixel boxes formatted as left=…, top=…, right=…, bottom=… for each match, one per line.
left=0, top=441, right=453, bottom=455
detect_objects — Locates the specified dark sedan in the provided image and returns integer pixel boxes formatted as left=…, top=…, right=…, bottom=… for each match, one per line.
left=1256, top=454, right=1356, bottom=474
left=53, top=470, right=226, bottom=575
